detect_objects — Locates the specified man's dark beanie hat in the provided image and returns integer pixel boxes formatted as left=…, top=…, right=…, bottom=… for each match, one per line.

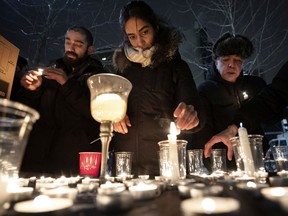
left=213, top=32, right=254, bottom=59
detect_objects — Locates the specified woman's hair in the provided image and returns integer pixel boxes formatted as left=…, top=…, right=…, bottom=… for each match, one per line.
left=119, top=1, right=158, bottom=33
left=119, top=1, right=183, bottom=48
left=213, top=32, right=254, bottom=59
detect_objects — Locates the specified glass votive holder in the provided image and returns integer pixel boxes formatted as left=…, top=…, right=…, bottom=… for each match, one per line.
left=210, top=149, right=227, bottom=174
left=115, top=152, right=133, bottom=178
left=158, top=140, right=187, bottom=185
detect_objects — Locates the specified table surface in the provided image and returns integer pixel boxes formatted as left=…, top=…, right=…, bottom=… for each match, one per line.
left=4, top=177, right=288, bottom=216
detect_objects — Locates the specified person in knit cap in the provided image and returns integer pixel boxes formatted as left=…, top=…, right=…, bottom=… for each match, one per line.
left=192, top=32, right=267, bottom=171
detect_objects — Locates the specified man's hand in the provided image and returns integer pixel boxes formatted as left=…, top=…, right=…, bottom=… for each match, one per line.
left=20, top=70, right=43, bottom=91
left=43, top=67, right=68, bottom=85
left=204, top=124, right=238, bottom=160
left=173, top=102, right=199, bottom=130
left=113, top=115, right=131, bottom=134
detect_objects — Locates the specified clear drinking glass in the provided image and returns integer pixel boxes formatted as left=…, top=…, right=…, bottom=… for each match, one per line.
left=158, top=140, right=187, bottom=185
left=230, top=135, right=264, bottom=177
left=0, top=99, right=39, bottom=214
left=115, top=152, right=133, bottom=177
left=187, top=149, right=209, bottom=175
left=272, top=146, right=288, bottom=172
left=210, top=149, right=227, bottom=174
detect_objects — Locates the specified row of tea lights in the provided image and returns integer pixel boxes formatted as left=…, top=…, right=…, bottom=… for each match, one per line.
left=5, top=175, right=163, bottom=213
left=4, top=175, right=288, bottom=215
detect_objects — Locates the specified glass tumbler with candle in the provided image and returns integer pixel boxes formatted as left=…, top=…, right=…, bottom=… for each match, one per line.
left=0, top=99, right=39, bottom=214
left=87, top=73, right=132, bottom=181
left=230, top=134, right=265, bottom=177
left=115, top=152, right=133, bottom=177
left=271, top=146, right=288, bottom=172
left=158, top=140, right=187, bottom=185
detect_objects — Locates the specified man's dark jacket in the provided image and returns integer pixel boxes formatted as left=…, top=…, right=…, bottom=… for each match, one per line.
left=17, top=56, right=105, bottom=177
left=235, top=60, right=288, bottom=131
left=192, top=64, right=266, bottom=170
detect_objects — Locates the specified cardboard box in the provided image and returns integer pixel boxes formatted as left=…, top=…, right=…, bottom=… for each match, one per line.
left=0, top=35, right=20, bottom=99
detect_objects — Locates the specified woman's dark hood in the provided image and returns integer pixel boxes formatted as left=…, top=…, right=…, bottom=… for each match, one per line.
left=113, top=26, right=183, bottom=73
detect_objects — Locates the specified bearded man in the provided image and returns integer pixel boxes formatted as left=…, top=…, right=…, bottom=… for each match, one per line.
left=18, top=26, right=106, bottom=177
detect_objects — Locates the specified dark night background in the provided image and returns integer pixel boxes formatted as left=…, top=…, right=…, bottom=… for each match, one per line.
left=1, top=0, right=288, bottom=85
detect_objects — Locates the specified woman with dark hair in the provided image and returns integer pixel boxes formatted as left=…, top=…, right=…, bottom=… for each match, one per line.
left=192, top=32, right=267, bottom=171
left=112, top=1, right=202, bottom=177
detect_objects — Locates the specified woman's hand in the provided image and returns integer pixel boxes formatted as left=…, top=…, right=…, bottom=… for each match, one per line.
left=113, top=115, right=131, bottom=134
left=173, top=102, right=199, bottom=130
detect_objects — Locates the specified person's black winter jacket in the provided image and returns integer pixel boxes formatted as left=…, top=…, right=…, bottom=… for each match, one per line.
left=112, top=34, right=202, bottom=177
left=17, top=56, right=106, bottom=177
left=192, top=64, right=266, bottom=170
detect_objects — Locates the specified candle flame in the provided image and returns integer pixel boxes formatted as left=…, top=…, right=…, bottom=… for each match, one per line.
left=170, top=122, right=177, bottom=136
left=201, top=198, right=216, bottom=213
left=168, top=122, right=180, bottom=141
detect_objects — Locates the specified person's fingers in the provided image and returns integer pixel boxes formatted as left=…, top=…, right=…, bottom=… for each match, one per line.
left=174, top=103, right=199, bottom=130
left=113, top=120, right=129, bottom=134
left=173, top=102, right=186, bottom=118
left=204, top=140, right=214, bottom=158
left=221, top=139, right=234, bottom=160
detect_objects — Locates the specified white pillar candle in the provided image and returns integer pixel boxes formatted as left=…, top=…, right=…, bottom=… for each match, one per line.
left=238, top=123, right=255, bottom=176
left=167, top=122, right=180, bottom=184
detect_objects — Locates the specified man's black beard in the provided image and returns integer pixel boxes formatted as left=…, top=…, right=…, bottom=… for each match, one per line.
left=63, top=51, right=89, bottom=68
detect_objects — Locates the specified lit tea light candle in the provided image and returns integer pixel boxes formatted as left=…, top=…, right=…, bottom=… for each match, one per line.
left=236, top=181, right=268, bottom=197
left=14, top=195, right=73, bottom=213
left=98, top=182, right=126, bottom=195
left=40, top=186, right=78, bottom=200
left=277, top=170, right=288, bottom=177
left=235, top=174, right=255, bottom=182
left=261, top=187, right=288, bottom=201
left=81, top=177, right=100, bottom=185
left=7, top=185, right=34, bottom=202
left=129, top=182, right=159, bottom=200
left=181, top=196, right=240, bottom=215
left=138, top=175, right=149, bottom=180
